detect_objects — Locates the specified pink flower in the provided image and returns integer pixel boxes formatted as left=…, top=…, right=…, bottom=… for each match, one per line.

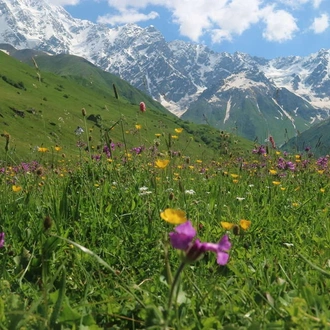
left=0, top=232, right=4, bottom=248
left=169, top=221, right=231, bottom=265
left=139, top=102, right=146, bottom=112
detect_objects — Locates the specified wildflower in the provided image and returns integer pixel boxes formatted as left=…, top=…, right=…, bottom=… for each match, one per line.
left=269, top=136, right=276, bottom=149
left=81, top=108, right=87, bottom=116
left=160, top=208, right=187, bottom=225
left=12, top=185, right=22, bottom=192
left=54, top=145, right=61, bottom=151
left=220, top=222, right=234, bottom=230
left=230, top=174, right=239, bottom=178
left=75, top=126, right=84, bottom=135
left=155, top=159, right=170, bottom=169
left=0, top=232, right=4, bottom=248
left=320, top=188, right=325, bottom=193
left=171, top=135, right=179, bottom=139
left=272, top=181, right=281, bottom=185
left=239, top=219, right=251, bottom=230
left=139, top=102, right=146, bottom=112
left=252, top=145, right=266, bottom=155
left=221, top=219, right=251, bottom=231
left=135, top=124, right=142, bottom=130
left=269, top=169, right=277, bottom=175
left=175, top=128, right=183, bottom=133
left=169, top=221, right=231, bottom=265
left=38, top=147, right=48, bottom=152
left=236, top=197, right=245, bottom=201
left=232, top=179, right=239, bottom=183
left=185, top=189, right=196, bottom=195
left=155, top=133, right=161, bottom=137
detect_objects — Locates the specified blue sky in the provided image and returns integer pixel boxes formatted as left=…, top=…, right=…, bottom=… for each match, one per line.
left=51, top=0, right=329, bottom=59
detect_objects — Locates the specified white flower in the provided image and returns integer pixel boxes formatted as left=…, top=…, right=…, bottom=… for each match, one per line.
left=139, top=191, right=152, bottom=196
left=75, top=126, right=84, bottom=135
left=185, top=189, right=196, bottom=195
left=139, top=186, right=149, bottom=191
left=236, top=197, right=245, bottom=201
left=283, top=243, right=294, bottom=248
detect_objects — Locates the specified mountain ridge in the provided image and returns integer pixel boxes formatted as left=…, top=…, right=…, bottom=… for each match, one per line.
left=1, top=0, right=330, bottom=145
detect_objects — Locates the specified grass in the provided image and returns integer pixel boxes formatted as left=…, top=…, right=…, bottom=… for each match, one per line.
left=0, top=116, right=330, bottom=329
left=1, top=50, right=330, bottom=329
left=0, top=50, right=252, bottom=161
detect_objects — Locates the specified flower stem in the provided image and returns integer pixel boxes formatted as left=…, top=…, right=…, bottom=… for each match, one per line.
left=167, top=260, right=186, bottom=312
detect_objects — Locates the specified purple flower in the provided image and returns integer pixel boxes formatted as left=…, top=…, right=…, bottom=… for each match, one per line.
left=317, top=156, right=328, bottom=169
left=169, top=221, right=231, bottom=265
left=169, top=221, right=196, bottom=250
left=0, top=232, right=4, bottom=248
left=202, top=235, right=232, bottom=265
left=277, top=158, right=295, bottom=171
left=252, top=145, right=266, bottom=155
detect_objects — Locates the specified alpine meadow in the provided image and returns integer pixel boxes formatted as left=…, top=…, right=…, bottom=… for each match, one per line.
left=0, top=43, right=330, bottom=330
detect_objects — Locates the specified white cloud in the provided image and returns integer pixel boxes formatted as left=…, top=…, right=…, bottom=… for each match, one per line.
left=92, top=0, right=322, bottom=44
left=261, top=5, right=299, bottom=42
left=310, top=13, right=329, bottom=33
left=97, top=9, right=159, bottom=25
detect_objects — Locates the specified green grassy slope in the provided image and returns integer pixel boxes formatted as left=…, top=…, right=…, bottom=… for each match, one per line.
left=281, top=118, right=330, bottom=157
left=0, top=50, right=253, bottom=161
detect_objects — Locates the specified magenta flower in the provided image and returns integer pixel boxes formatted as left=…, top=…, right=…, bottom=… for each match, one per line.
left=0, top=232, right=4, bottom=248
left=202, top=235, right=232, bottom=265
left=170, top=221, right=196, bottom=250
left=139, top=102, right=146, bottom=112
left=169, top=221, right=231, bottom=265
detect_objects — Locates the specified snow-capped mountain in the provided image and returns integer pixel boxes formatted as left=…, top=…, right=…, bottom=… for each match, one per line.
left=1, top=0, right=330, bottom=144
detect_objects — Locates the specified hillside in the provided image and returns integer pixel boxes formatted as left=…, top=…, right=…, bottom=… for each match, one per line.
left=281, top=118, right=330, bottom=157
left=0, top=50, right=253, bottom=161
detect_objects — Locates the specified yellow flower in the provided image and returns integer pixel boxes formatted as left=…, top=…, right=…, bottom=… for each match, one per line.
left=221, top=222, right=235, bottom=230
left=38, top=147, right=48, bottom=152
left=280, top=187, right=286, bottom=191
left=171, top=135, right=179, bottom=139
left=155, top=159, right=170, bottom=169
left=196, top=160, right=203, bottom=163
left=160, top=208, right=187, bottom=224
left=232, top=179, right=239, bottom=183
left=54, top=145, right=61, bottom=151
left=272, top=181, right=281, bottom=185
left=230, top=174, right=239, bottom=178
left=175, top=128, right=183, bottom=133
left=239, top=219, right=251, bottom=230
left=275, top=151, right=281, bottom=155
left=318, top=170, right=324, bottom=174
left=188, top=165, right=194, bottom=170
left=292, top=202, right=299, bottom=207
left=221, top=220, right=251, bottom=231
left=12, top=185, right=22, bottom=192
left=320, top=188, right=325, bottom=193
left=269, top=169, right=277, bottom=175
left=155, top=133, right=161, bottom=137
left=135, top=124, right=142, bottom=130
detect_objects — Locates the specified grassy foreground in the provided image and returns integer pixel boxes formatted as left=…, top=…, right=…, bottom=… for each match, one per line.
left=0, top=113, right=330, bottom=330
